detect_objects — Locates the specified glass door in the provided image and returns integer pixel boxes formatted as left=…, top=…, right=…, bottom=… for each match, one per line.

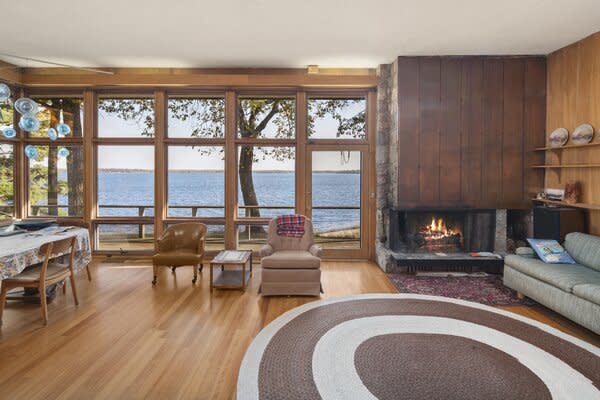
left=307, top=147, right=367, bottom=257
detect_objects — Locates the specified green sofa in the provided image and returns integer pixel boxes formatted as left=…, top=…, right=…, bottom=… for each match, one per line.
left=504, top=232, right=600, bottom=335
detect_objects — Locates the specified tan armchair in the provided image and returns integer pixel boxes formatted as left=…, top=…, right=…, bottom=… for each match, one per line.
left=152, top=223, right=207, bottom=285
left=259, top=217, right=323, bottom=296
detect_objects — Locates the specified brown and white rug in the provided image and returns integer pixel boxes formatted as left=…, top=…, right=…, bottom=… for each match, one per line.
left=237, top=294, right=600, bottom=400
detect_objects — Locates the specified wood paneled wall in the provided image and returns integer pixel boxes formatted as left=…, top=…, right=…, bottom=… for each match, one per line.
left=547, top=32, right=600, bottom=235
left=396, top=56, right=546, bottom=209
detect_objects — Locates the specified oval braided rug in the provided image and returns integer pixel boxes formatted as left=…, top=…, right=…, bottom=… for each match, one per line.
left=237, top=294, right=600, bottom=400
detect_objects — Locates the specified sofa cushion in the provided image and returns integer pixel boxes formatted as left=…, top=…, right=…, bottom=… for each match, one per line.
left=572, top=284, right=600, bottom=305
left=504, top=254, right=600, bottom=293
left=564, top=232, right=600, bottom=272
left=261, top=250, right=321, bottom=269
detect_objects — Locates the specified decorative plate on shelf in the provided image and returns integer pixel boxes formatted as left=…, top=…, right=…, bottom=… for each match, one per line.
left=549, top=127, right=569, bottom=147
left=571, top=123, right=594, bottom=145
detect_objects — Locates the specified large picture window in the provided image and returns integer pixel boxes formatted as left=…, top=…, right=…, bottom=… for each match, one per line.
left=97, top=145, right=154, bottom=217
left=168, top=146, right=225, bottom=217
left=85, top=90, right=372, bottom=256
left=23, top=96, right=85, bottom=218
left=311, top=150, right=361, bottom=249
left=28, top=145, right=84, bottom=217
left=237, top=146, right=295, bottom=219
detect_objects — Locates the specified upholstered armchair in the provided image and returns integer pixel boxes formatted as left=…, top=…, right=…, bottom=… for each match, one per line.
left=259, top=217, right=322, bottom=296
left=152, top=223, right=207, bottom=285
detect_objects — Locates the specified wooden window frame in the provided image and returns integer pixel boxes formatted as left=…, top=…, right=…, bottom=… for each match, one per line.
left=21, top=91, right=86, bottom=221
left=3, top=84, right=376, bottom=260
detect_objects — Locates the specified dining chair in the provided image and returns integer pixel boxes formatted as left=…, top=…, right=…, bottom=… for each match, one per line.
left=57, top=219, right=92, bottom=281
left=0, top=237, right=79, bottom=326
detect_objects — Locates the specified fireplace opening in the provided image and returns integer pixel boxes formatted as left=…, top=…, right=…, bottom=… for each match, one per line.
left=409, top=214, right=463, bottom=252
left=390, top=208, right=496, bottom=253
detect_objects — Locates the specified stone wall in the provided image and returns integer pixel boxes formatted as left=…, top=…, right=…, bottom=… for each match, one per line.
left=375, top=60, right=398, bottom=271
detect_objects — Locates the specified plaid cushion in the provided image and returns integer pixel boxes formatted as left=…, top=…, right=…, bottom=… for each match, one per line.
left=276, top=215, right=306, bottom=238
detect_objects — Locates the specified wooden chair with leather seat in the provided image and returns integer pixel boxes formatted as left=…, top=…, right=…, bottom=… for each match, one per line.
left=0, top=237, right=79, bottom=326
left=57, top=219, right=92, bottom=281
left=152, top=223, right=207, bottom=285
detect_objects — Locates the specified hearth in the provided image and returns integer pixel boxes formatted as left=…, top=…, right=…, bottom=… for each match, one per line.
left=388, top=208, right=502, bottom=273
left=390, top=208, right=496, bottom=253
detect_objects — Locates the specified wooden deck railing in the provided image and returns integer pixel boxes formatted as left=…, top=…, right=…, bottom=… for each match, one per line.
left=0, top=204, right=360, bottom=242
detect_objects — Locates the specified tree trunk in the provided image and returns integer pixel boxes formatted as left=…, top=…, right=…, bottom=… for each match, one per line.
left=238, top=145, right=266, bottom=236
left=47, top=145, right=58, bottom=216
left=238, top=145, right=259, bottom=218
left=64, top=100, right=84, bottom=216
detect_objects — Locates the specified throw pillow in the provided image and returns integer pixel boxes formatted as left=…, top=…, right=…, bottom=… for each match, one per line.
left=526, top=239, right=576, bottom=264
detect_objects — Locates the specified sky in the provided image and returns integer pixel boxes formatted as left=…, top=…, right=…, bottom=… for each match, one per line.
left=96, top=99, right=364, bottom=171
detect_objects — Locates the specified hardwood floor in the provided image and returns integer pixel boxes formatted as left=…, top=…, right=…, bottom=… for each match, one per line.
left=0, top=259, right=598, bottom=399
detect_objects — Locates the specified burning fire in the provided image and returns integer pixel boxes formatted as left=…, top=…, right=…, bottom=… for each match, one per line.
left=424, top=217, right=457, bottom=240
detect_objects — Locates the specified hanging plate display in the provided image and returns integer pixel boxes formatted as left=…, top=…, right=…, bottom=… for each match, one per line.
left=24, top=145, right=38, bottom=159
left=14, top=98, right=38, bottom=115
left=571, top=123, right=594, bottom=145
left=0, top=83, right=10, bottom=102
left=56, top=122, right=71, bottom=137
left=2, top=127, right=16, bottom=138
left=47, top=127, right=58, bottom=141
left=18, top=114, right=40, bottom=132
left=57, top=147, right=70, bottom=158
left=549, top=127, right=569, bottom=147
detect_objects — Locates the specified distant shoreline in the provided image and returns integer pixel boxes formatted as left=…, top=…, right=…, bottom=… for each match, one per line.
left=97, top=169, right=360, bottom=174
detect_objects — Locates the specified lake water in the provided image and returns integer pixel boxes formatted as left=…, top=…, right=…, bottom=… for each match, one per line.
left=92, top=171, right=360, bottom=233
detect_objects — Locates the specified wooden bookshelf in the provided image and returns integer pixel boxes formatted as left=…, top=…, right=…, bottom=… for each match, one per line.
left=533, top=142, right=600, bottom=151
left=532, top=198, right=600, bottom=211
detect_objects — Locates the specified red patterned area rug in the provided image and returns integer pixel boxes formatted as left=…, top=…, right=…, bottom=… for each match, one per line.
left=388, top=273, right=535, bottom=306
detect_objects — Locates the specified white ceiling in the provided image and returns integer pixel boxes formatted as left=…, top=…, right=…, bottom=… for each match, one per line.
left=2, top=0, right=600, bottom=69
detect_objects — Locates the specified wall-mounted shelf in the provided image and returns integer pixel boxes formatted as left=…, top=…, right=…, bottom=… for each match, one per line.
left=532, top=198, right=600, bottom=211
left=534, top=142, right=600, bottom=151
left=530, top=164, right=600, bottom=169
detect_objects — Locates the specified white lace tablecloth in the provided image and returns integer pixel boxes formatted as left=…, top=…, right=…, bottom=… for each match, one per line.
left=0, top=226, right=92, bottom=280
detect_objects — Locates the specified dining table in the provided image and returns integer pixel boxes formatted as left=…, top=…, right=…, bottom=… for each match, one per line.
left=0, top=225, right=92, bottom=281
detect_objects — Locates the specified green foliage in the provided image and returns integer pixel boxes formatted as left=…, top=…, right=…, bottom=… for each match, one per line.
left=99, top=98, right=156, bottom=136
left=0, top=145, right=13, bottom=210
left=307, top=99, right=366, bottom=139
left=0, top=106, right=15, bottom=215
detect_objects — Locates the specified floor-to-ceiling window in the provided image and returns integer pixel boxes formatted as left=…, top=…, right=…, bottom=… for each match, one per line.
left=27, top=95, right=84, bottom=218
left=235, top=96, right=296, bottom=250
left=6, top=88, right=375, bottom=258
left=94, top=96, right=155, bottom=252
left=165, top=96, right=226, bottom=251
left=306, top=96, right=369, bottom=253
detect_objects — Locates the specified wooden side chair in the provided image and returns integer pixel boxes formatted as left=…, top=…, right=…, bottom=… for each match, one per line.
left=57, top=219, right=92, bottom=281
left=0, top=237, right=79, bottom=326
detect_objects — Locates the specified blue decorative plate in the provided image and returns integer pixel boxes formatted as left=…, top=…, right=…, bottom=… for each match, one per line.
left=14, top=219, right=57, bottom=231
